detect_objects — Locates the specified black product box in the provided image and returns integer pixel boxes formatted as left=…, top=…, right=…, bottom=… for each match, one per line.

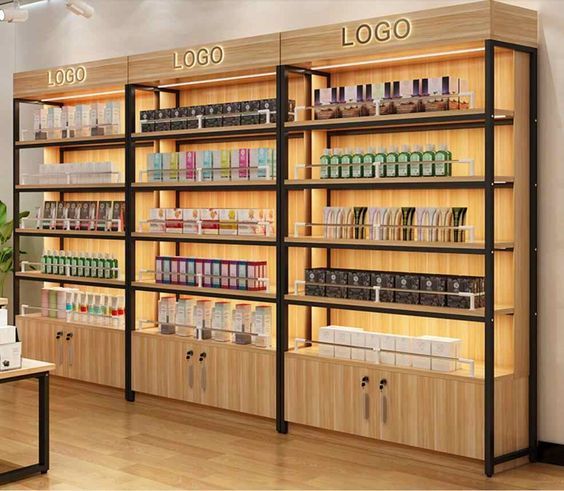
left=241, top=100, right=261, bottom=125
left=395, top=273, right=420, bottom=305
left=325, top=269, right=348, bottom=298
left=370, top=272, right=395, bottom=303
left=348, top=271, right=371, bottom=301
left=154, top=109, right=171, bottom=132
left=140, top=110, right=155, bottom=133
left=447, top=276, right=484, bottom=309
left=305, top=268, right=326, bottom=297
left=204, top=104, right=223, bottom=128
left=170, top=107, right=186, bottom=131
left=259, top=98, right=276, bottom=124
left=186, top=106, right=205, bottom=129
left=420, top=275, right=446, bottom=306
left=222, top=102, right=241, bottom=126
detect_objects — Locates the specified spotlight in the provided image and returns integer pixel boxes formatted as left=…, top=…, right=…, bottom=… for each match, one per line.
left=0, top=7, right=29, bottom=22
left=65, top=0, right=93, bottom=18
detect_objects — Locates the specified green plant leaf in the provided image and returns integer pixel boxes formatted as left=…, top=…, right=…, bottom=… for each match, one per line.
left=0, top=202, right=6, bottom=227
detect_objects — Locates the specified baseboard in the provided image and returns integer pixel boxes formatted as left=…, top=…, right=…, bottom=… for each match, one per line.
left=538, top=441, right=564, bottom=466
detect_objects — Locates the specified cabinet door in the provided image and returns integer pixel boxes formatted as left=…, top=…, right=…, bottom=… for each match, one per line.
left=183, top=344, right=198, bottom=403
left=16, top=316, right=65, bottom=374
left=199, top=345, right=275, bottom=418
left=67, top=326, right=125, bottom=388
left=285, top=354, right=377, bottom=437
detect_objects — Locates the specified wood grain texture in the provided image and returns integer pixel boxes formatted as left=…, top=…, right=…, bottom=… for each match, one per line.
left=491, top=2, right=538, bottom=48
left=0, top=358, right=54, bottom=381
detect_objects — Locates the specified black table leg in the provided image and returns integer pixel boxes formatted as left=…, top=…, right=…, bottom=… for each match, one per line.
left=38, top=373, right=49, bottom=473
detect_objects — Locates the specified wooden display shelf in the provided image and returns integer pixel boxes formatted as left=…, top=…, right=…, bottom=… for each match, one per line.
left=284, top=237, right=514, bottom=254
left=16, top=271, right=125, bottom=288
left=285, top=109, right=514, bottom=133
left=131, top=123, right=276, bottom=142
left=18, top=313, right=124, bottom=334
left=16, top=229, right=125, bottom=240
left=133, top=327, right=275, bottom=352
left=132, top=180, right=276, bottom=192
left=284, top=294, right=514, bottom=322
left=285, top=176, right=515, bottom=190
left=132, top=232, right=275, bottom=245
left=132, top=280, right=277, bottom=303
left=286, top=348, right=513, bottom=383
left=15, top=134, right=126, bottom=149
left=16, top=183, right=125, bottom=192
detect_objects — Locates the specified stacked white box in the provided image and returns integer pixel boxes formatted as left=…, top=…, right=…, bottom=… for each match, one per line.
left=394, top=334, right=412, bottom=367
left=421, top=335, right=462, bottom=372
left=364, top=332, right=381, bottom=364
left=318, top=326, right=335, bottom=357
left=350, top=330, right=366, bottom=361
left=379, top=334, right=397, bottom=365
left=411, top=336, right=432, bottom=370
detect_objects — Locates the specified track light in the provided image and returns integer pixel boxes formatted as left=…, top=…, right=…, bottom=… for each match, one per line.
left=0, top=7, right=29, bottom=22
left=65, top=0, right=93, bottom=18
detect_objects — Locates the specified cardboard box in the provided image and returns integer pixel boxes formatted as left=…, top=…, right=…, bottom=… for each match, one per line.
left=240, top=100, right=260, bottom=125
left=182, top=209, right=200, bottom=234
left=325, top=269, right=348, bottom=299
left=222, top=102, right=241, bottom=126
left=347, top=271, right=371, bottom=301
left=204, top=104, right=223, bottom=128
left=350, top=330, right=366, bottom=361
left=200, top=209, right=219, bottom=234
left=318, top=326, right=335, bottom=357
left=364, top=332, right=381, bottom=364
left=370, top=272, right=394, bottom=303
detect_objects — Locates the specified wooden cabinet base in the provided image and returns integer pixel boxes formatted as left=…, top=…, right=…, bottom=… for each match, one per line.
left=132, top=329, right=275, bottom=419
left=285, top=352, right=527, bottom=461
left=16, top=315, right=125, bottom=389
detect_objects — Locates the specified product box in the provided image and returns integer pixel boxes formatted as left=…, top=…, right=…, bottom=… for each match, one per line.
left=370, top=272, right=395, bottom=303
left=111, top=201, right=126, bottom=232
left=186, top=106, right=204, bottom=129
left=333, top=327, right=360, bottom=359
left=140, top=110, right=155, bottom=133
left=182, top=209, right=200, bottom=234
left=200, top=209, right=219, bottom=234
left=0, top=309, right=7, bottom=327
left=222, top=102, right=241, bottom=126
left=318, top=326, right=335, bottom=357
left=233, top=148, right=250, bottom=180
left=95, top=201, right=112, bottom=231
left=313, top=87, right=338, bottom=120
left=305, top=268, right=326, bottom=297
left=240, top=100, right=261, bottom=125
left=379, top=334, right=397, bottom=365
left=147, top=153, right=163, bottom=182
left=184, top=151, right=196, bottom=181
left=228, top=260, right=238, bottom=290
left=218, top=150, right=230, bottom=180
left=237, top=209, right=260, bottom=236
left=0, top=342, right=22, bottom=371
left=420, top=275, right=446, bottom=307
left=412, top=355, right=432, bottom=370
left=218, top=209, right=238, bottom=235
left=365, top=332, right=381, bottom=364
left=104, top=101, right=121, bottom=133
left=211, top=259, right=222, bottom=288
left=148, top=208, right=166, bottom=233
left=0, top=325, right=16, bottom=344
left=204, top=104, right=223, bottom=128
left=165, top=208, right=183, bottom=233
left=200, top=150, right=214, bottom=181
left=347, top=271, right=371, bottom=301
left=447, top=276, right=484, bottom=309
left=395, top=274, right=420, bottom=305
left=350, top=330, right=366, bottom=361
left=154, top=109, right=171, bottom=132
left=422, top=335, right=461, bottom=372
left=170, top=107, right=185, bottom=131
left=411, top=336, right=432, bottom=356
left=187, top=258, right=197, bottom=286
left=195, top=299, right=212, bottom=340
left=79, top=201, right=97, bottom=231
left=259, top=98, right=276, bottom=124
left=253, top=305, right=272, bottom=348
left=394, top=334, right=412, bottom=367
left=237, top=261, right=248, bottom=290
left=325, top=269, right=348, bottom=299
left=233, top=303, right=252, bottom=344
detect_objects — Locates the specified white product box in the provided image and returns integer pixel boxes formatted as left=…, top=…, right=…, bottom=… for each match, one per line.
left=396, top=353, right=412, bottom=367
left=411, top=336, right=432, bottom=356
left=364, top=332, right=381, bottom=364
left=0, top=342, right=22, bottom=371
left=412, top=354, right=432, bottom=370
left=380, top=351, right=396, bottom=365
left=0, top=308, right=7, bottom=326
left=333, top=326, right=362, bottom=359
left=421, top=335, right=462, bottom=372
left=318, top=326, right=335, bottom=357
left=379, top=334, right=397, bottom=352
left=182, top=209, right=200, bottom=234
left=394, top=334, right=412, bottom=355
left=0, top=325, right=16, bottom=344
left=431, top=358, right=457, bottom=372
left=350, top=331, right=366, bottom=361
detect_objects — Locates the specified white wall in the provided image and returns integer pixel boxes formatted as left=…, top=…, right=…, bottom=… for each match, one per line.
left=1, top=0, right=563, bottom=445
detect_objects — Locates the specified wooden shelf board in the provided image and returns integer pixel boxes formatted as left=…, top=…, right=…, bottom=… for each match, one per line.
left=16, top=271, right=125, bottom=288
left=133, top=327, right=275, bottom=353
left=284, top=294, right=514, bottom=320
left=16, top=229, right=125, bottom=239
left=132, top=281, right=276, bottom=302
left=132, top=123, right=276, bottom=141
left=132, top=180, right=275, bottom=191
left=132, top=232, right=275, bottom=244
left=286, top=348, right=514, bottom=384
left=15, top=134, right=126, bottom=148
left=16, top=314, right=125, bottom=334
left=285, top=109, right=514, bottom=132
left=16, top=183, right=125, bottom=192
left=0, top=358, right=55, bottom=380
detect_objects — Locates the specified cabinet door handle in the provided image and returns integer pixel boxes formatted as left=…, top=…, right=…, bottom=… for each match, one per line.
left=186, top=350, right=193, bottom=360
left=56, top=333, right=63, bottom=366
left=364, top=393, right=370, bottom=420
left=66, top=332, right=74, bottom=367
left=379, top=378, right=388, bottom=425
left=201, top=365, right=207, bottom=392
left=188, top=365, right=194, bottom=389
left=199, top=352, right=206, bottom=362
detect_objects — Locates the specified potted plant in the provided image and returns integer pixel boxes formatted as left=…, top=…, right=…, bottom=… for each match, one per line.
left=0, top=201, right=29, bottom=297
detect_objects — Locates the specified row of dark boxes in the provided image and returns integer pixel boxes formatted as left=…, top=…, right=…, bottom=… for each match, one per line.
left=304, top=268, right=485, bottom=309
left=140, top=99, right=296, bottom=132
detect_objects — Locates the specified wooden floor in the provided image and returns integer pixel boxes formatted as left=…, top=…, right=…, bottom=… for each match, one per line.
left=0, top=378, right=563, bottom=490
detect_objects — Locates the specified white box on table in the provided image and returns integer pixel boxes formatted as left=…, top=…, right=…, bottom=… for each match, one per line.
left=0, top=342, right=22, bottom=371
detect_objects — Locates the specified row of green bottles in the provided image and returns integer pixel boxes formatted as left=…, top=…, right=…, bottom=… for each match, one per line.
left=40, top=250, right=119, bottom=279
left=319, top=144, right=452, bottom=179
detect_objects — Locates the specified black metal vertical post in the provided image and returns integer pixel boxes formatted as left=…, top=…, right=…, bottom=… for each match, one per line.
left=484, top=39, right=496, bottom=478
left=276, top=65, right=289, bottom=434
left=125, top=84, right=136, bottom=402
left=13, top=100, right=20, bottom=319
left=528, top=47, right=538, bottom=463
left=38, top=373, right=49, bottom=472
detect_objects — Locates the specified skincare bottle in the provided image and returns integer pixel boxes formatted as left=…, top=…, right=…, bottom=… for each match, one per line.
left=409, top=144, right=423, bottom=177
left=385, top=145, right=399, bottom=178
left=329, top=148, right=342, bottom=179
left=421, top=144, right=436, bottom=177
left=397, top=144, right=411, bottom=177
left=84, top=253, right=91, bottom=278
left=320, top=149, right=331, bottom=179
left=91, top=253, right=99, bottom=279
left=435, top=143, right=451, bottom=176
left=71, top=252, right=78, bottom=276
left=104, top=253, right=112, bottom=279
left=41, top=250, right=47, bottom=274
left=340, top=148, right=353, bottom=179
left=374, top=147, right=387, bottom=178
left=351, top=147, right=363, bottom=178
left=112, top=254, right=119, bottom=279
left=362, top=147, right=376, bottom=178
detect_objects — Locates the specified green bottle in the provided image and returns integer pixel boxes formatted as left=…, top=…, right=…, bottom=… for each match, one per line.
left=435, top=143, right=452, bottom=176
left=340, top=148, right=353, bottom=179
left=41, top=250, right=47, bottom=274
left=329, top=148, right=342, bottom=179
left=52, top=251, right=59, bottom=275
left=46, top=250, right=53, bottom=275
left=397, top=144, right=411, bottom=178
left=362, top=147, right=375, bottom=178
left=374, top=147, right=386, bottom=178
left=91, top=254, right=99, bottom=279
left=351, top=148, right=363, bottom=178
left=385, top=145, right=399, bottom=178
left=71, top=253, right=78, bottom=276
left=320, top=149, right=331, bottom=179
left=409, top=145, right=423, bottom=177
left=104, top=254, right=112, bottom=280
left=112, top=255, right=119, bottom=279
left=422, top=144, right=436, bottom=177
left=84, top=253, right=91, bottom=278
